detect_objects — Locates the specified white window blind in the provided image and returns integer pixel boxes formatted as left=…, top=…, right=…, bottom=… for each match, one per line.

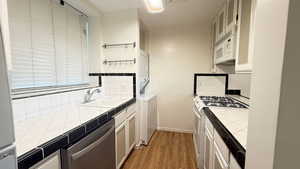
left=8, top=0, right=89, bottom=89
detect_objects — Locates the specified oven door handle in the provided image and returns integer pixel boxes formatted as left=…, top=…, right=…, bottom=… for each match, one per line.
left=193, top=106, right=201, bottom=119
left=71, top=126, right=114, bottom=161
left=194, top=111, right=201, bottom=119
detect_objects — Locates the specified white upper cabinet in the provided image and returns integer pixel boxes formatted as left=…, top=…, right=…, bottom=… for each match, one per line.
left=226, top=0, right=239, bottom=34
left=212, top=18, right=218, bottom=44
left=211, top=17, right=218, bottom=70
left=235, top=0, right=256, bottom=72
left=217, top=6, right=227, bottom=41
left=211, top=0, right=256, bottom=71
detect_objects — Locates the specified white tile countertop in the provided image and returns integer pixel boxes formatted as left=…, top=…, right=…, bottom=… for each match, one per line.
left=14, top=96, right=132, bottom=156
left=194, top=95, right=249, bottom=149
left=208, top=106, right=249, bottom=148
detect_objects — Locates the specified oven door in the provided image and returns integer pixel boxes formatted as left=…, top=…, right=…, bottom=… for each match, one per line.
left=193, top=106, right=201, bottom=154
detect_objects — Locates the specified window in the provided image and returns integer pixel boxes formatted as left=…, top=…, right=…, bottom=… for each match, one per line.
left=8, top=0, right=89, bottom=90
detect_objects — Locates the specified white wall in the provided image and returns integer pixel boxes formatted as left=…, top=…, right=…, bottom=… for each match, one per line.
left=101, top=9, right=139, bottom=73
left=245, top=0, right=291, bottom=169
left=149, top=24, right=212, bottom=132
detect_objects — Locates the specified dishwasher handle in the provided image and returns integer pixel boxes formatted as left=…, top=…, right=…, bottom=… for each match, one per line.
left=71, top=126, right=115, bottom=161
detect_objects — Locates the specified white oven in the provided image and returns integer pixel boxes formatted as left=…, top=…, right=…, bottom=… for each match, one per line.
left=193, top=101, right=205, bottom=169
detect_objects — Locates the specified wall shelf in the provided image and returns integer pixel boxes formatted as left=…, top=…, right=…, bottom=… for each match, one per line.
left=103, top=58, right=136, bottom=64
left=102, top=42, right=136, bottom=49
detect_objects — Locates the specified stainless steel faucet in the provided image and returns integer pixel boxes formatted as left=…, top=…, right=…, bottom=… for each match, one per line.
left=84, top=88, right=101, bottom=103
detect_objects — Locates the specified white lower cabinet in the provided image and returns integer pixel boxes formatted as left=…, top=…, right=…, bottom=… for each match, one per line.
left=116, top=122, right=127, bottom=169
left=204, top=128, right=214, bottom=169
left=115, top=104, right=137, bottom=169
left=30, top=151, right=61, bottom=169
left=230, top=154, right=241, bottom=169
left=213, top=143, right=229, bottom=169
left=201, top=114, right=240, bottom=169
left=128, top=114, right=136, bottom=151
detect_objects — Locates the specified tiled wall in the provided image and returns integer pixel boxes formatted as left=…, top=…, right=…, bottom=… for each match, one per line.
left=12, top=89, right=94, bottom=123
left=228, top=73, right=252, bottom=98
left=101, top=76, right=134, bottom=98
left=12, top=76, right=134, bottom=123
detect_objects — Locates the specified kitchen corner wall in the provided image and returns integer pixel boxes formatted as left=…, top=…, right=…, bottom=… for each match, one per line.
left=149, top=24, right=212, bottom=132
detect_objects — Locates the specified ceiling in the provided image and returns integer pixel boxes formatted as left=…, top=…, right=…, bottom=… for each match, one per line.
left=88, top=0, right=140, bottom=13
left=88, top=0, right=225, bottom=30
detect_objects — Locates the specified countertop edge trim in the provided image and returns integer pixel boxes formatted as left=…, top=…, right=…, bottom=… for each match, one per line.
left=203, top=107, right=246, bottom=169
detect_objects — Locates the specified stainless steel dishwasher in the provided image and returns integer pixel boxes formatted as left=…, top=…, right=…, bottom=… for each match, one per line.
left=61, top=119, right=116, bottom=169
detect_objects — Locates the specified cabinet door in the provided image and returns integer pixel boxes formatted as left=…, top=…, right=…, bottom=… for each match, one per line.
left=128, top=114, right=136, bottom=151
left=212, top=18, right=218, bottom=44
left=229, top=155, right=241, bottom=169
left=235, top=0, right=256, bottom=72
left=226, top=0, right=239, bottom=33
left=212, top=18, right=218, bottom=70
left=217, top=6, right=226, bottom=41
left=204, top=129, right=213, bottom=169
left=31, top=151, right=61, bottom=169
left=213, top=143, right=228, bottom=169
left=116, top=122, right=126, bottom=169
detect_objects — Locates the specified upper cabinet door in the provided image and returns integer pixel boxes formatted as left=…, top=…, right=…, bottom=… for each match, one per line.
left=212, top=18, right=218, bottom=44
left=226, top=0, right=239, bottom=33
left=217, top=6, right=227, bottom=41
left=211, top=17, right=218, bottom=71
left=235, top=0, right=256, bottom=72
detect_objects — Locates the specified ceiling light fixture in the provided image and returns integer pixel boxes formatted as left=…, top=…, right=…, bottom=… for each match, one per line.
left=144, top=0, right=165, bottom=13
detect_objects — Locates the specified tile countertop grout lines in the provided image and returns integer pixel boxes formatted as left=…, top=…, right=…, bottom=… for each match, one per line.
left=203, top=107, right=246, bottom=169
left=17, top=97, right=136, bottom=169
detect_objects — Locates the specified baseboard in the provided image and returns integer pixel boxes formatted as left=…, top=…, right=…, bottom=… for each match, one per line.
left=157, top=127, right=193, bottom=133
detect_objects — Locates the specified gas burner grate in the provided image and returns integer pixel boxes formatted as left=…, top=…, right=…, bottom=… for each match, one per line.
left=200, top=96, right=247, bottom=108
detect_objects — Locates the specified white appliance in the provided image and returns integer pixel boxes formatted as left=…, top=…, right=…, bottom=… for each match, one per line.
left=193, top=74, right=228, bottom=169
left=215, top=34, right=236, bottom=64
left=193, top=103, right=205, bottom=169
left=139, top=95, right=157, bottom=145
left=0, top=26, right=18, bottom=169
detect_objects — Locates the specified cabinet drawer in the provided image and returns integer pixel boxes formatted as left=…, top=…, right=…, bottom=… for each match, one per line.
left=205, top=117, right=214, bottom=136
left=126, top=103, right=136, bottom=118
left=214, top=131, right=229, bottom=163
left=30, top=151, right=61, bottom=169
left=114, top=110, right=126, bottom=127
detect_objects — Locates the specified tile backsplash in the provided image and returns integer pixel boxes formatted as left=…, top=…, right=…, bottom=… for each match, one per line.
left=228, top=73, right=252, bottom=98
left=12, top=75, right=134, bottom=123
left=12, top=89, right=91, bottom=123
left=101, top=76, right=134, bottom=98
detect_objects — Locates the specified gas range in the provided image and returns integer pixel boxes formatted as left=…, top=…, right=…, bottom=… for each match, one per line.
left=199, top=96, right=247, bottom=109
